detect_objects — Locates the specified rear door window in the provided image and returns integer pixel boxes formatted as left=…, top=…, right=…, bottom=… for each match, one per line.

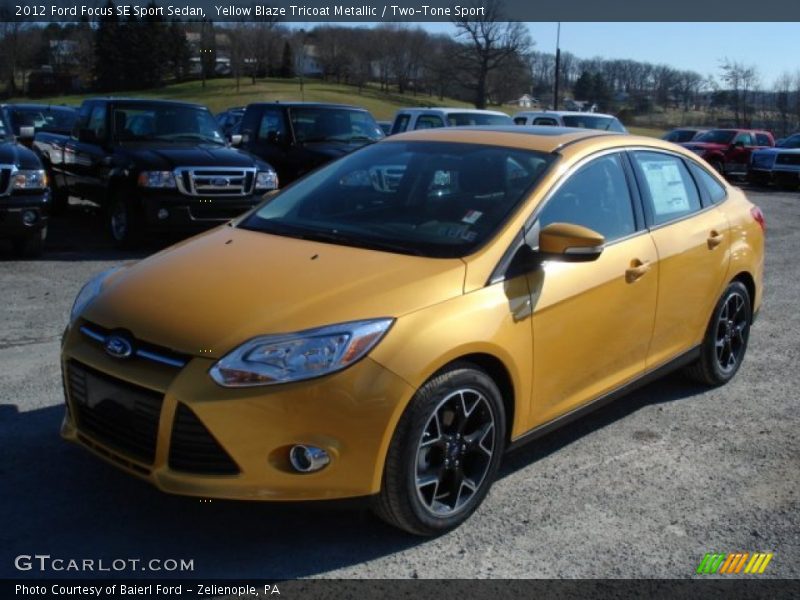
left=632, top=151, right=702, bottom=225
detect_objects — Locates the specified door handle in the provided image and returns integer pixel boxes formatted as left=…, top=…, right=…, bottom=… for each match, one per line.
left=707, top=230, right=724, bottom=249
left=625, top=259, right=651, bottom=283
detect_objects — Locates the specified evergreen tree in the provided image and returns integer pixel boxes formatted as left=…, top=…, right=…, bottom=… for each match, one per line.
left=280, top=40, right=295, bottom=78
left=94, top=1, right=122, bottom=91
left=573, top=70, right=593, bottom=102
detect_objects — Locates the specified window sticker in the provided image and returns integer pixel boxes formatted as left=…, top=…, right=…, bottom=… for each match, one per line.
left=462, top=210, right=483, bottom=224
left=640, top=160, right=690, bottom=216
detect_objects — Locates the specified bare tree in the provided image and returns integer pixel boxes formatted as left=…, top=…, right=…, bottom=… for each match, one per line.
left=720, top=59, right=760, bottom=127
left=452, top=0, right=532, bottom=108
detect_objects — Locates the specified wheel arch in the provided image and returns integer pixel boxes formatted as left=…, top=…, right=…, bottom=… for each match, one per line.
left=731, top=271, right=757, bottom=322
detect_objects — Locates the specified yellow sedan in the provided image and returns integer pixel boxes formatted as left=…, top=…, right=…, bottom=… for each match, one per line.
left=61, top=126, right=764, bottom=535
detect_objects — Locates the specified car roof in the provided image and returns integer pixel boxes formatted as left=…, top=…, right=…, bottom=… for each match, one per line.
left=386, top=126, right=623, bottom=151
left=87, top=98, right=209, bottom=109
left=1, top=103, right=76, bottom=111
left=248, top=102, right=367, bottom=110
left=396, top=107, right=510, bottom=116
left=515, top=110, right=619, bottom=119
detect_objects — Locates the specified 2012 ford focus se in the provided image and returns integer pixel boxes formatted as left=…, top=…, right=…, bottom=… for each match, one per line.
left=61, top=127, right=764, bottom=535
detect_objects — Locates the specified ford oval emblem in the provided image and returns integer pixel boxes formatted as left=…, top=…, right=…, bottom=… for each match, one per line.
left=105, top=335, right=133, bottom=359
left=211, top=177, right=229, bottom=187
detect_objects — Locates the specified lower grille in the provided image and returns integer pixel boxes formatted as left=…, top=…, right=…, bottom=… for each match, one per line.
left=169, top=404, right=240, bottom=475
left=67, top=361, right=163, bottom=465
left=0, top=166, right=12, bottom=196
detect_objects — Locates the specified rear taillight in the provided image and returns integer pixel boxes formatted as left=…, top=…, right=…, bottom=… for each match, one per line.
left=751, top=206, right=765, bottom=232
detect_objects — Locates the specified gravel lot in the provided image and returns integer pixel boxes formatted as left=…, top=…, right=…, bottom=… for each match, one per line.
left=1, top=188, right=798, bottom=580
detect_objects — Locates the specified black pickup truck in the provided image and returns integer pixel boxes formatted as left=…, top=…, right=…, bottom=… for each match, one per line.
left=37, top=98, right=278, bottom=246
left=0, top=109, right=49, bottom=257
left=234, top=102, right=383, bottom=186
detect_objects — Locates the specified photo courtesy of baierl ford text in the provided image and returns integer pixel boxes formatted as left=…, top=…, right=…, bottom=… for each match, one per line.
left=0, top=0, right=798, bottom=598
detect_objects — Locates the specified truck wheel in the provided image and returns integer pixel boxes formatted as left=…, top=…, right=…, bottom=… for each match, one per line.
left=710, top=160, right=725, bottom=176
left=108, top=192, right=145, bottom=249
left=47, top=170, right=69, bottom=215
left=11, top=226, right=46, bottom=258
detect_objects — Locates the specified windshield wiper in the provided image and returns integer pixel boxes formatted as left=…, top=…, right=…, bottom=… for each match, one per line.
left=296, top=229, right=425, bottom=256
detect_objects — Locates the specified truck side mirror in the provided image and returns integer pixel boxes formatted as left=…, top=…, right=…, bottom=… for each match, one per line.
left=18, top=126, right=35, bottom=141
left=229, top=134, right=243, bottom=147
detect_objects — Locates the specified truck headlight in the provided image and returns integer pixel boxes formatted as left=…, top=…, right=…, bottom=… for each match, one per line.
left=255, top=170, right=278, bottom=191
left=209, top=318, right=394, bottom=387
left=12, top=169, right=47, bottom=190
left=69, top=267, right=120, bottom=324
left=138, top=171, right=176, bottom=188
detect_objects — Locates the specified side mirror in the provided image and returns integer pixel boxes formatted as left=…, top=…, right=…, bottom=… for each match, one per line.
left=77, top=128, right=99, bottom=144
left=537, top=222, right=605, bottom=262
left=18, top=126, right=35, bottom=140
left=229, top=134, right=243, bottom=147
left=732, top=140, right=745, bottom=148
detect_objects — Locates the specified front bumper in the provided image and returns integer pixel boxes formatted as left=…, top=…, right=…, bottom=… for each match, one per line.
left=0, top=191, right=49, bottom=237
left=60, top=322, right=415, bottom=501
left=138, top=190, right=265, bottom=232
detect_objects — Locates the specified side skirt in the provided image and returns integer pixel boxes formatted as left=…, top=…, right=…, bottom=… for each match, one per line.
left=506, top=345, right=701, bottom=453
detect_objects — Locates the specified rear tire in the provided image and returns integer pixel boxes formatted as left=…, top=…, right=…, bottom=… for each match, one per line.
left=710, top=160, right=725, bottom=177
left=374, top=363, right=506, bottom=536
left=685, top=281, right=752, bottom=386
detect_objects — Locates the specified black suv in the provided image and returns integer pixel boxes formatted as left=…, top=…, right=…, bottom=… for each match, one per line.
left=235, top=102, right=383, bottom=186
left=0, top=109, right=49, bottom=256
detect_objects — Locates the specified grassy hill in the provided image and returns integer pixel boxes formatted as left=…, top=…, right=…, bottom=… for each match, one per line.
left=11, top=77, right=665, bottom=137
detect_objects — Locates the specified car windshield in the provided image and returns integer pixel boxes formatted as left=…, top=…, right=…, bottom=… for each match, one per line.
left=112, top=104, right=225, bottom=144
left=777, top=134, right=800, bottom=149
left=9, top=106, right=76, bottom=134
left=289, top=107, right=384, bottom=143
left=696, top=130, right=736, bottom=144
left=562, top=115, right=625, bottom=132
left=445, top=113, right=513, bottom=126
left=240, top=141, right=554, bottom=258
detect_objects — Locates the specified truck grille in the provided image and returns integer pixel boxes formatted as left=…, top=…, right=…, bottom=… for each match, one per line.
left=0, top=165, right=12, bottom=196
left=67, top=360, right=163, bottom=465
left=169, top=404, right=240, bottom=475
left=175, top=167, right=256, bottom=197
left=776, top=153, right=800, bottom=166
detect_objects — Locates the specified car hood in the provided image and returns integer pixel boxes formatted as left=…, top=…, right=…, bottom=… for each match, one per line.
left=83, top=226, right=466, bottom=358
left=119, top=143, right=264, bottom=170
left=682, top=142, right=725, bottom=153
left=756, top=147, right=800, bottom=155
left=300, top=139, right=376, bottom=159
left=0, top=140, right=42, bottom=169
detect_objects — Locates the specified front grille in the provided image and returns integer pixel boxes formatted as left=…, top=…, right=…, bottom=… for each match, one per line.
left=80, top=321, right=189, bottom=369
left=175, top=167, right=256, bottom=197
left=67, top=360, right=163, bottom=464
left=169, top=404, right=240, bottom=475
left=0, top=165, right=12, bottom=196
left=776, top=153, right=800, bottom=166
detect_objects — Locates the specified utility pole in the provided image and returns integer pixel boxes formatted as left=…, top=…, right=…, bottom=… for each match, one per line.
left=553, top=22, right=561, bottom=110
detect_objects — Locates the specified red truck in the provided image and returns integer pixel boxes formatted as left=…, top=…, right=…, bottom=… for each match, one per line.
left=680, top=128, right=774, bottom=177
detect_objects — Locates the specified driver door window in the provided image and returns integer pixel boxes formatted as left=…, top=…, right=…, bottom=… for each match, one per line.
left=537, top=153, right=636, bottom=242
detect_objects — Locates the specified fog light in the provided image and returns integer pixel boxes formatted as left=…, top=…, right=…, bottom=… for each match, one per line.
left=157, top=208, right=169, bottom=220
left=22, top=210, right=37, bottom=225
left=289, top=445, right=330, bottom=473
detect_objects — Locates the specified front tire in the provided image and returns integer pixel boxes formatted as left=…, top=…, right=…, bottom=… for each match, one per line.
left=374, top=363, right=506, bottom=536
left=685, top=281, right=752, bottom=386
left=108, top=191, right=145, bottom=249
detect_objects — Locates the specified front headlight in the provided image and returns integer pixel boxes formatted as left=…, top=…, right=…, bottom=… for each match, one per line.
left=137, top=171, right=176, bottom=188
left=12, top=169, right=47, bottom=190
left=209, top=318, right=394, bottom=387
left=255, top=170, right=279, bottom=191
left=69, top=267, right=120, bottom=324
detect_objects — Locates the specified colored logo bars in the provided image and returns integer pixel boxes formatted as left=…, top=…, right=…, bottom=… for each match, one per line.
left=697, top=552, right=774, bottom=574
